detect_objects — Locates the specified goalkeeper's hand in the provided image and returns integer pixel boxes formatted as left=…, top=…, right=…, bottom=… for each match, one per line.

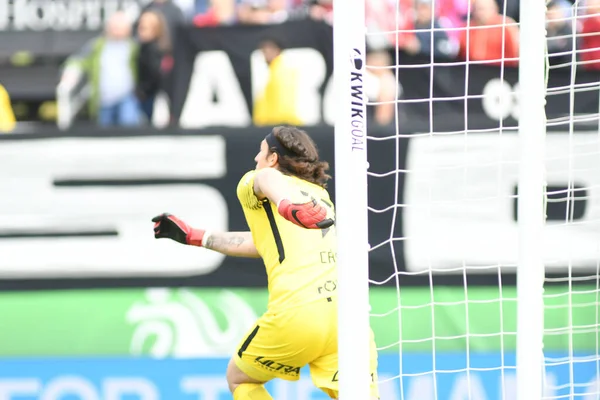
left=152, top=213, right=205, bottom=246
left=277, top=199, right=334, bottom=229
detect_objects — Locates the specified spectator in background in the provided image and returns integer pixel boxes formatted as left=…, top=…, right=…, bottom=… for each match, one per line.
left=194, top=0, right=211, bottom=14
left=136, top=10, right=171, bottom=122
left=237, top=0, right=292, bottom=24
left=253, top=36, right=303, bottom=126
left=172, top=0, right=197, bottom=19
left=496, top=0, right=519, bottom=22
left=365, top=51, right=398, bottom=126
left=63, top=11, right=140, bottom=127
left=365, top=0, right=415, bottom=50
left=546, top=0, right=574, bottom=67
left=436, top=0, right=470, bottom=42
left=458, top=0, right=519, bottom=66
left=308, top=0, right=333, bottom=24
left=136, top=0, right=182, bottom=114
left=0, top=83, right=16, bottom=133
left=193, top=0, right=237, bottom=26
left=580, top=0, right=600, bottom=70
left=553, top=0, right=574, bottom=18
left=138, top=0, right=185, bottom=43
left=403, top=0, right=457, bottom=60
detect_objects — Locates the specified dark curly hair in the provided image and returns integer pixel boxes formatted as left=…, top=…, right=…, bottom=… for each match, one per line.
left=268, top=126, right=331, bottom=188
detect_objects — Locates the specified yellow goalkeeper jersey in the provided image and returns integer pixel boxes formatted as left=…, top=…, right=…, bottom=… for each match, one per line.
left=237, top=170, right=338, bottom=312
left=0, top=84, right=15, bottom=133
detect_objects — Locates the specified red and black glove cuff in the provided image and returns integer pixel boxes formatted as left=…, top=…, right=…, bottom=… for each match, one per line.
left=152, top=213, right=206, bottom=246
left=277, top=199, right=333, bottom=229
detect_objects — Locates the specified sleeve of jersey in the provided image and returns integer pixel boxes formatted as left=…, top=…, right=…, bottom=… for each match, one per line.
left=236, top=171, right=262, bottom=210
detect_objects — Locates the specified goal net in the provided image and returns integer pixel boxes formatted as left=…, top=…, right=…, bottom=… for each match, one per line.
left=334, top=0, right=600, bottom=399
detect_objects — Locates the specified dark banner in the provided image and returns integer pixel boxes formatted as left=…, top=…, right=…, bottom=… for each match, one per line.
left=171, top=21, right=600, bottom=131
left=0, top=126, right=598, bottom=290
left=170, top=20, right=334, bottom=128
left=395, top=58, right=600, bottom=132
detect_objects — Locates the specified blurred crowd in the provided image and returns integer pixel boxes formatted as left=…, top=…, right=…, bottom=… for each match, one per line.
left=185, top=0, right=595, bottom=71
left=24, top=0, right=600, bottom=130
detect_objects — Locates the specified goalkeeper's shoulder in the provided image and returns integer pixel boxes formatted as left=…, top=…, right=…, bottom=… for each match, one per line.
left=236, top=170, right=262, bottom=210
left=238, top=170, right=257, bottom=188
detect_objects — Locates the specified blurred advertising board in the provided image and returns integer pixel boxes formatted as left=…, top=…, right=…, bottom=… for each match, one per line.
left=0, top=353, right=596, bottom=400
left=0, top=128, right=599, bottom=290
left=0, top=287, right=596, bottom=357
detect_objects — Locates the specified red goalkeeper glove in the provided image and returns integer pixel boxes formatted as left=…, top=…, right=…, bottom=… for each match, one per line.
left=277, top=199, right=334, bottom=229
left=152, top=213, right=205, bottom=246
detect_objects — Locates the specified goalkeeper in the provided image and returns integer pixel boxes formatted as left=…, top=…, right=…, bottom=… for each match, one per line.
left=152, top=126, right=379, bottom=400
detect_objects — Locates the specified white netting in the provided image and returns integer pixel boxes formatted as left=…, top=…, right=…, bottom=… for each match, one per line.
left=542, top=1, right=600, bottom=399
left=363, top=0, right=600, bottom=398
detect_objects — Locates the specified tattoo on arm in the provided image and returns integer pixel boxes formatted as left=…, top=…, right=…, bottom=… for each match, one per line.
left=203, top=232, right=260, bottom=258
left=205, top=235, right=244, bottom=250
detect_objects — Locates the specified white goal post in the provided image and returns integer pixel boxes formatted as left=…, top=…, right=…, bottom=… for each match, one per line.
left=515, top=1, right=547, bottom=399
left=333, top=0, right=372, bottom=399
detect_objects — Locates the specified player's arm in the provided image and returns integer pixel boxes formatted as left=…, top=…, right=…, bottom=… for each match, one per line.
left=152, top=213, right=260, bottom=258
left=253, top=167, right=293, bottom=204
left=204, top=231, right=260, bottom=258
left=253, top=167, right=334, bottom=229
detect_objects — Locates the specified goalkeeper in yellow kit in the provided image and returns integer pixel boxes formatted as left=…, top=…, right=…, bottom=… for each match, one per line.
left=152, top=126, right=379, bottom=399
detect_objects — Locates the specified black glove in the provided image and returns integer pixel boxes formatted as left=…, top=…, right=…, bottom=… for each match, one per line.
left=152, top=213, right=206, bottom=246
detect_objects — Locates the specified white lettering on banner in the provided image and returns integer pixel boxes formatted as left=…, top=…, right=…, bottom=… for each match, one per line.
left=349, top=48, right=366, bottom=151
left=295, top=376, right=321, bottom=399
left=182, top=373, right=403, bottom=399
left=181, top=377, right=229, bottom=400
left=250, top=48, right=326, bottom=126
left=0, top=371, right=593, bottom=399
left=250, top=49, right=270, bottom=103
left=401, top=373, right=559, bottom=400
left=0, top=0, right=150, bottom=31
left=0, top=1, right=7, bottom=30
left=482, top=78, right=520, bottom=121
left=0, top=378, right=158, bottom=400
left=541, top=373, right=558, bottom=398
left=180, top=51, right=251, bottom=129
left=181, top=49, right=329, bottom=128
left=271, top=379, right=292, bottom=399
left=404, top=133, right=600, bottom=273
left=40, top=377, right=99, bottom=400
left=404, top=375, right=500, bottom=400
left=104, top=378, right=158, bottom=400
left=0, top=380, right=40, bottom=400
left=501, top=374, right=516, bottom=399
left=406, top=376, right=435, bottom=400
left=284, top=49, right=326, bottom=125
left=499, top=373, right=560, bottom=399
left=0, top=136, right=228, bottom=278
left=584, top=375, right=600, bottom=400
left=448, top=375, right=487, bottom=400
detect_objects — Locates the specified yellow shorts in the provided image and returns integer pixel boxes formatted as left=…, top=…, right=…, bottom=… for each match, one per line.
left=234, top=296, right=379, bottom=399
